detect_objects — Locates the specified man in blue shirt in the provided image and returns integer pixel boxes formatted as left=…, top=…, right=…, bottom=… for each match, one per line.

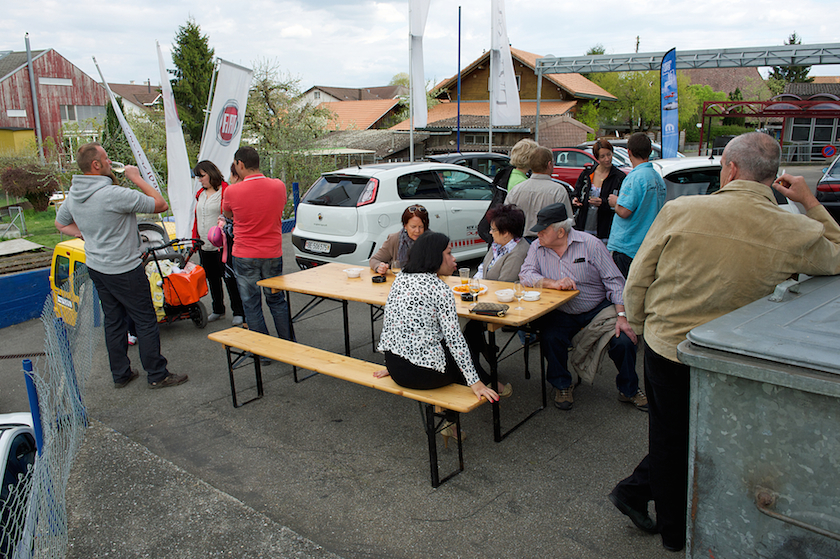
left=607, top=134, right=666, bottom=277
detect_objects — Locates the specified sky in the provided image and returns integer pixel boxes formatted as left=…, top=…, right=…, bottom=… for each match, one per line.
left=3, top=0, right=839, bottom=91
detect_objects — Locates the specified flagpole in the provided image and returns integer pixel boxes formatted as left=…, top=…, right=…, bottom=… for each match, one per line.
left=200, top=58, right=221, bottom=151
left=456, top=6, right=461, bottom=153
left=409, top=0, right=415, bottom=162
left=489, top=47, right=494, bottom=154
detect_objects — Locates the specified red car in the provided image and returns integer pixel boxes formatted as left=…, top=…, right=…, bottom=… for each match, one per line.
left=550, top=147, right=629, bottom=186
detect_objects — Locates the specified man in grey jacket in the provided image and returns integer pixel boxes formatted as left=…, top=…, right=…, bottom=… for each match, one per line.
left=55, top=142, right=187, bottom=389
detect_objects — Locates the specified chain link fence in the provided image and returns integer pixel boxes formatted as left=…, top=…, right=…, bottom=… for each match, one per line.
left=0, top=274, right=99, bottom=558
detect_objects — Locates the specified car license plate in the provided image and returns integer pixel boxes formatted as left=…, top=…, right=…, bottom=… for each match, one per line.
left=304, top=240, right=331, bottom=254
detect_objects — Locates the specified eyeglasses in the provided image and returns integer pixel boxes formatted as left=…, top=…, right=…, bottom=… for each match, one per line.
left=408, top=205, right=428, bottom=214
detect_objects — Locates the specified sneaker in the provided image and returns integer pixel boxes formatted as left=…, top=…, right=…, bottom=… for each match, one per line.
left=554, top=385, right=574, bottom=410
left=619, top=389, right=649, bottom=412
left=127, top=334, right=138, bottom=346
left=231, top=315, right=245, bottom=326
left=149, top=373, right=189, bottom=389
left=207, top=313, right=224, bottom=322
left=114, top=369, right=139, bottom=389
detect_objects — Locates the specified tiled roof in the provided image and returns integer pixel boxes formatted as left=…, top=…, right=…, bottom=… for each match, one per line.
left=320, top=99, right=402, bottom=130
left=310, top=85, right=408, bottom=101
left=682, top=68, right=769, bottom=97
left=784, top=82, right=840, bottom=97
left=0, top=50, right=48, bottom=82
left=313, top=129, right=430, bottom=158
left=107, top=82, right=161, bottom=107
left=389, top=100, right=577, bottom=131
left=432, top=47, right=616, bottom=102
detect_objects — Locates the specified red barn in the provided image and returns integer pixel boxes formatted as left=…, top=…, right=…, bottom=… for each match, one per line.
left=0, top=49, right=107, bottom=154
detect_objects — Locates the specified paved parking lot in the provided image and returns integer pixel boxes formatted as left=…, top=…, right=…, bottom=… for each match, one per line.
left=0, top=164, right=827, bottom=558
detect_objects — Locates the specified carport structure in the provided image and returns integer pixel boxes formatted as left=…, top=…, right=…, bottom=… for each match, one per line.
left=532, top=43, right=840, bottom=149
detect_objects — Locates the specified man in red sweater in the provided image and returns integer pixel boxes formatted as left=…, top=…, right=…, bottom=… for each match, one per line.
left=223, top=147, right=291, bottom=340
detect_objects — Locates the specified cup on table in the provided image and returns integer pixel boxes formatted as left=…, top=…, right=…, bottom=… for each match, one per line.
left=459, top=267, right=470, bottom=285
left=390, top=260, right=401, bottom=274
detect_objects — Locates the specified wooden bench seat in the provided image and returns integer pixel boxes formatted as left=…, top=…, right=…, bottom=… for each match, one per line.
left=208, top=327, right=486, bottom=487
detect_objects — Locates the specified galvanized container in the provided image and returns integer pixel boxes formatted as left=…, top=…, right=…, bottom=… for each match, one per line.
left=677, top=275, right=840, bottom=558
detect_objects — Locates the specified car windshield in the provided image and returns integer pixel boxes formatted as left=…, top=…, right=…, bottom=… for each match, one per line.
left=826, top=158, right=840, bottom=178
left=303, top=175, right=371, bottom=207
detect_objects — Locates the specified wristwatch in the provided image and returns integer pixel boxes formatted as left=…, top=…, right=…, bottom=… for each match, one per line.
left=617, top=311, right=627, bottom=318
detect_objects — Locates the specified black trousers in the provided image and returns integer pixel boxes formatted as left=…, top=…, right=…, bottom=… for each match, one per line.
left=611, top=251, right=633, bottom=279
left=199, top=249, right=244, bottom=316
left=613, top=344, right=690, bottom=549
left=89, top=265, right=169, bottom=384
left=384, top=342, right=490, bottom=390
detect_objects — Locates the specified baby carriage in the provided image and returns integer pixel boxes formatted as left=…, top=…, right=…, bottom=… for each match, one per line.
left=141, top=238, right=209, bottom=328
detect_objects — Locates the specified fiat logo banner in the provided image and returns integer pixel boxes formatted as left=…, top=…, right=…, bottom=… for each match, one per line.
left=216, top=100, right=241, bottom=146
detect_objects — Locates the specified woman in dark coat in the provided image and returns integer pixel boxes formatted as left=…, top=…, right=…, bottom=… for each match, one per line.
left=572, top=139, right=625, bottom=242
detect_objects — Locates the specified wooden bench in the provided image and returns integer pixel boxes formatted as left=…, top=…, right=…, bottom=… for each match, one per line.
left=207, top=327, right=487, bottom=487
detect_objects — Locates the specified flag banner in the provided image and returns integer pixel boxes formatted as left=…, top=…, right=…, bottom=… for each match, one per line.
left=197, top=59, right=254, bottom=185
left=490, top=0, right=520, bottom=127
left=409, top=0, right=431, bottom=128
left=157, top=41, right=193, bottom=238
left=93, top=58, right=161, bottom=192
left=660, top=48, right=679, bottom=158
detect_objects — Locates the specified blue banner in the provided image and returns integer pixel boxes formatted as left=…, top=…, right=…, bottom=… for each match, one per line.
left=660, top=48, right=678, bottom=158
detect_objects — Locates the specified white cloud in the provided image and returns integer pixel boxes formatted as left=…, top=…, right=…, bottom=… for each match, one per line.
left=280, top=25, right=313, bottom=39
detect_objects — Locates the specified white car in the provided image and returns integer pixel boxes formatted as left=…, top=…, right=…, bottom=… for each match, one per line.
left=0, top=412, right=36, bottom=556
left=651, top=156, right=798, bottom=212
left=292, top=162, right=494, bottom=268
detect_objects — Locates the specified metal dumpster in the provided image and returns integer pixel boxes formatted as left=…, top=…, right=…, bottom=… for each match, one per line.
left=677, top=275, right=840, bottom=558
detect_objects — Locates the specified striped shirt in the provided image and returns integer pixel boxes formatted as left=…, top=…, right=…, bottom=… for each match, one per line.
left=519, top=228, right=625, bottom=314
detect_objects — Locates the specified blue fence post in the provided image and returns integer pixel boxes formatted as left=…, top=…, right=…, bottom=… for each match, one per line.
left=293, top=182, right=300, bottom=213
left=23, top=359, right=44, bottom=455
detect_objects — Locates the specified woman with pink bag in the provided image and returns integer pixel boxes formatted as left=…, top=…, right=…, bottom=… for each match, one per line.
left=192, top=160, right=245, bottom=325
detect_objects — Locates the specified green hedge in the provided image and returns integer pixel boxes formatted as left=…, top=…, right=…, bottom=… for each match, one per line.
left=686, top=124, right=753, bottom=144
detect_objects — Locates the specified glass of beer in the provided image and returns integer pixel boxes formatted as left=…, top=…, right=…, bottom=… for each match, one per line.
left=459, top=267, right=470, bottom=285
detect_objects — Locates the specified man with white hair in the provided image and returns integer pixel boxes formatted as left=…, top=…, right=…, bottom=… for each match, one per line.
left=519, top=203, right=645, bottom=412
left=609, top=132, right=840, bottom=552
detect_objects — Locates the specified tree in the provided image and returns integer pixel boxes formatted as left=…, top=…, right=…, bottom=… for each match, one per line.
left=590, top=71, right=660, bottom=133
left=244, top=59, right=334, bottom=214
left=768, top=32, right=814, bottom=90
left=0, top=158, right=59, bottom=212
left=170, top=19, right=215, bottom=144
left=99, top=98, right=134, bottom=165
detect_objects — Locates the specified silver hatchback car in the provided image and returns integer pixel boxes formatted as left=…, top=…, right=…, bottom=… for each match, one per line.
left=292, top=162, right=494, bottom=268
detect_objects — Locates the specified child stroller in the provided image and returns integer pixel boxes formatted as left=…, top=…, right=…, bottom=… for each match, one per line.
left=141, top=238, right=209, bottom=328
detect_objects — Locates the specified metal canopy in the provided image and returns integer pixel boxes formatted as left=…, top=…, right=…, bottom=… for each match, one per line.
left=533, top=43, right=840, bottom=142
left=535, top=43, right=840, bottom=75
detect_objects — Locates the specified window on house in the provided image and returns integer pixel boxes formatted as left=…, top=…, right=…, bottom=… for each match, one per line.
left=60, top=105, right=76, bottom=121
left=464, top=134, right=488, bottom=145
left=6, top=109, right=26, bottom=118
left=314, top=91, right=321, bottom=100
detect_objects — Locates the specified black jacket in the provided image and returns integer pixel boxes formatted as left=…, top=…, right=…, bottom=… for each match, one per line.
left=572, top=164, right=625, bottom=239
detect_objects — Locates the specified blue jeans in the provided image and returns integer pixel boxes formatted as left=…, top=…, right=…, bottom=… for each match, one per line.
left=233, top=256, right=291, bottom=340
left=539, top=299, right=638, bottom=396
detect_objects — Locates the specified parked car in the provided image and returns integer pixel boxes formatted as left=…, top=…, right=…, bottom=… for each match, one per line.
left=0, top=412, right=36, bottom=558
left=550, top=147, right=630, bottom=186
left=426, top=152, right=510, bottom=179
left=292, top=162, right=495, bottom=268
left=577, top=140, right=685, bottom=160
left=651, top=156, right=795, bottom=211
left=816, top=154, right=840, bottom=222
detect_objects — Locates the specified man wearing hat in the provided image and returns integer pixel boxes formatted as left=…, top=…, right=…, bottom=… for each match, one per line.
left=519, top=203, right=645, bottom=411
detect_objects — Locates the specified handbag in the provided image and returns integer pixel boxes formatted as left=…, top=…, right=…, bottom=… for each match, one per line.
left=469, top=302, right=509, bottom=317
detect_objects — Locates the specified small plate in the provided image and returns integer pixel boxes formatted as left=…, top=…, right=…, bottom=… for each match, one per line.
left=452, top=284, right=488, bottom=296
left=522, top=291, right=541, bottom=301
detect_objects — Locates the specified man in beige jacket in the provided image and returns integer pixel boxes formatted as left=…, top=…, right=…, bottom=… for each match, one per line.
left=608, top=132, right=840, bottom=552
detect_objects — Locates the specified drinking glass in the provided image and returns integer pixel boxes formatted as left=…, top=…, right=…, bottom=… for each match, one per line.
left=469, top=277, right=481, bottom=304
left=390, top=260, right=401, bottom=274
left=111, top=162, right=126, bottom=173
left=514, top=281, right=524, bottom=310
left=459, top=267, right=470, bottom=285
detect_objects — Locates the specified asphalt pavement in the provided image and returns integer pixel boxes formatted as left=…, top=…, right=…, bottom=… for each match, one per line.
left=0, top=164, right=826, bottom=559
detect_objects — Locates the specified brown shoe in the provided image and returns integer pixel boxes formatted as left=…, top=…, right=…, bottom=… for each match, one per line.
left=618, top=389, right=649, bottom=412
left=114, top=369, right=139, bottom=389
left=554, top=385, right=574, bottom=410
left=149, top=373, right=189, bottom=389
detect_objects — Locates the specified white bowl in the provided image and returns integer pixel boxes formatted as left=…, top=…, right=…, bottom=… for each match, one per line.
left=495, top=289, right=515, bottom=303
left=522, top=291, right=541, bottom=301
left=343, top=268, right=364, bottom=278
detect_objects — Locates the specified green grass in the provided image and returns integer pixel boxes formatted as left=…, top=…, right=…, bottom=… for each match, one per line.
left=3, top=206, right=64, bottom=249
